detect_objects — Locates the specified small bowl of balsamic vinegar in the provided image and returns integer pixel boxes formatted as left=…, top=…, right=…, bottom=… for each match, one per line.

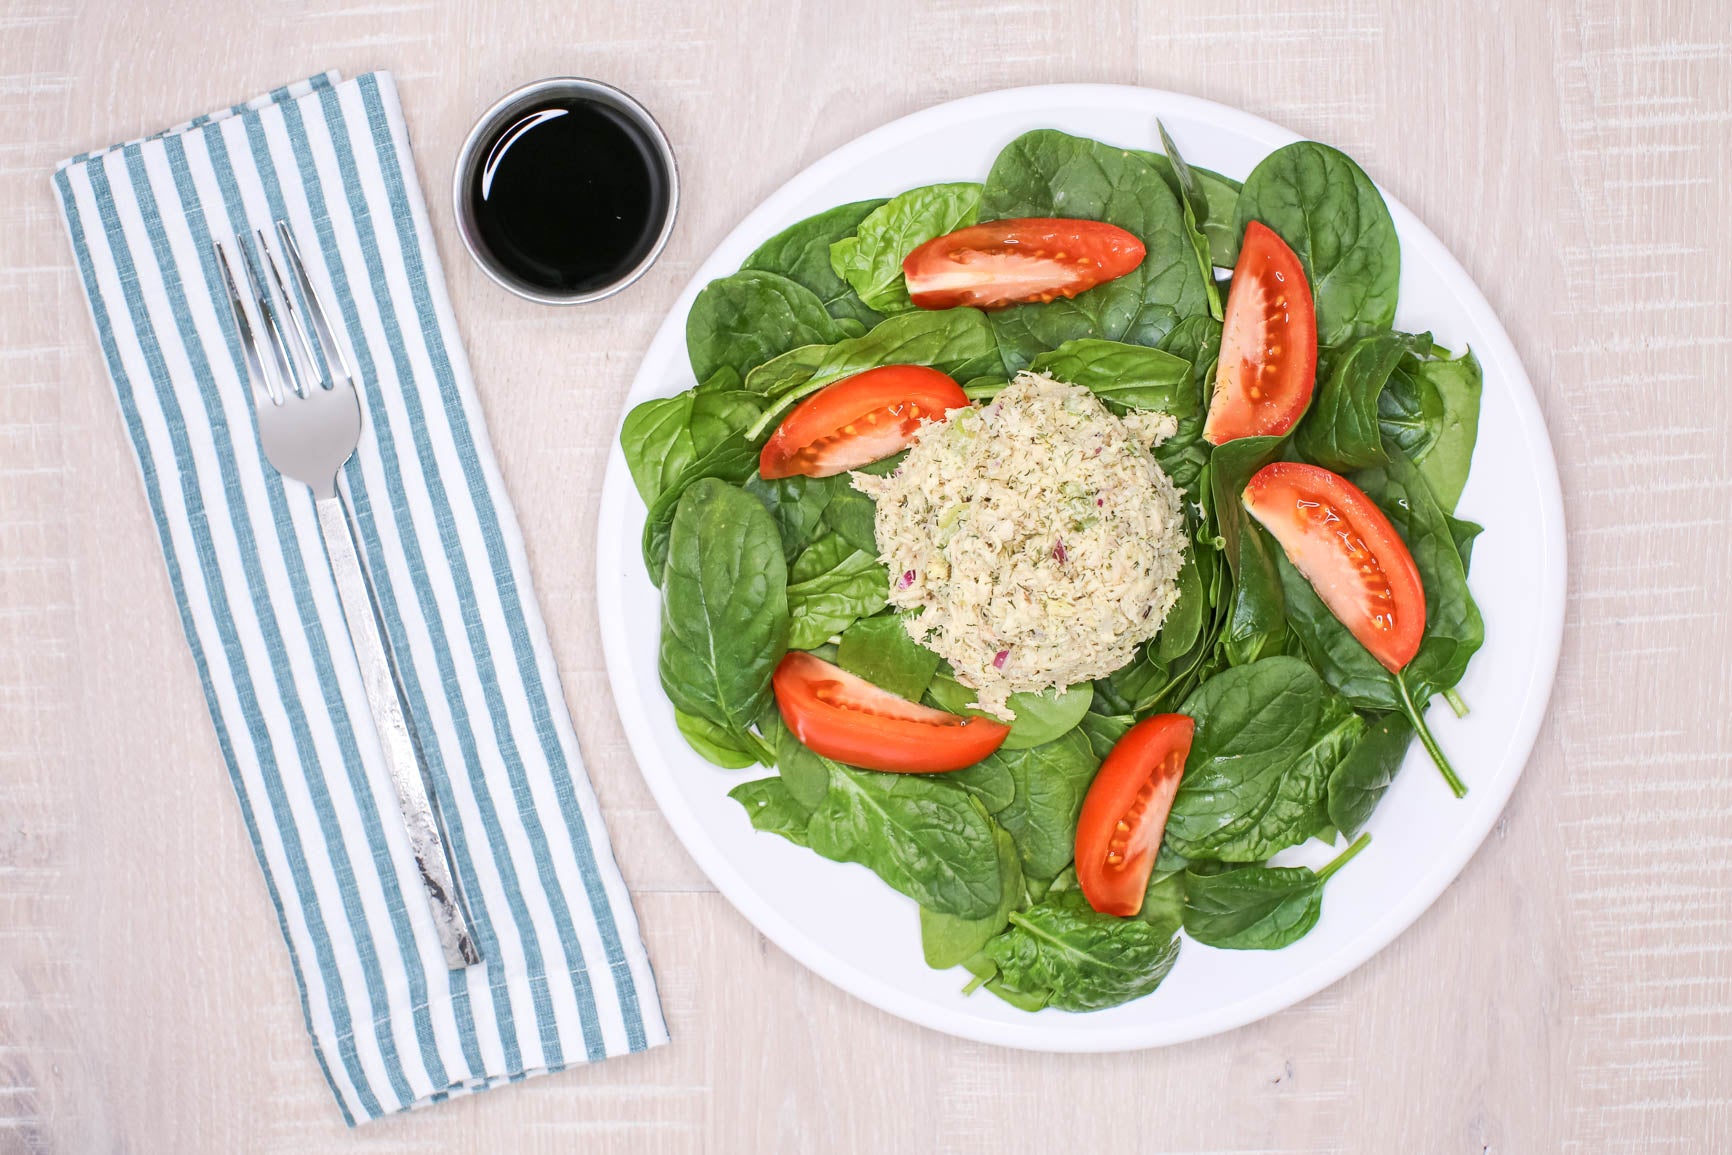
left=453, top=77, right=678, bottom=304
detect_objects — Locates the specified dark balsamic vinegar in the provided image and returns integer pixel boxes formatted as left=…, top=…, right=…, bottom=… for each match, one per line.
left=470, top=97, right=670, bottom=293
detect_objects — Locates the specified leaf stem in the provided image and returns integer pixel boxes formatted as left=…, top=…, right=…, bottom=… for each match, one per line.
left=1397, top=675, right=1468, bottom=798
left=1315, top=831, right=1371, bottom=884
left=961, top=971, right=988, bottom=996
left=1443, top=688, right=1469, bottom=718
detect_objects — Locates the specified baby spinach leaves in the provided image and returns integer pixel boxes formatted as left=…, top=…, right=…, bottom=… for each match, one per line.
left=920, top=823, right=1024, bottom=969
left=742, top=198, right=887, bottom=330
left=1027, top=338, right=1195, bottom=415
left=657, top=479, right=790, bottom=742
left=982, top=889, right=1182, bottom=1011
left=786, top=534, right=888, bottom=649
left=1326, top=712, right=1414, bottom=837
left=982, top=728, right=1100, bottom=883
left=1182, top=833, right=1369, bottom=950
left=837, top=612, right=941, bottom=702
left=830, top=183, right=982, bottom=314
left=686, top=269, right=851, bottom=383
left=1397, top=352, right=1483, bottom=514
left=621, top=384, right=767, bottom=506
left=1295, top=331, right=1432, bottom=471
left=676, top=709, right=763, bottom=770
left=925, top=675, right=1094, bottom=750
left=1234, top=142, right=1399, bottom=347
left=806, top=766, right=1002, bottom=919
left=1211, top=436, right=1288, bottom=665
left=727, top=776, right=813, bottom=847
left=1155, top=120, right=1224, bottom=321
left=981, top=129, right=1209, bottom=372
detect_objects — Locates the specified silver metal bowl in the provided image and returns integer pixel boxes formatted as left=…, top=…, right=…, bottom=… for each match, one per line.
left=452, top=77, right=678, bottom=305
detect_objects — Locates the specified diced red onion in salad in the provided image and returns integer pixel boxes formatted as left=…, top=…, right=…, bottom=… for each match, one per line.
left=993, top=649, right=1010, bottom=669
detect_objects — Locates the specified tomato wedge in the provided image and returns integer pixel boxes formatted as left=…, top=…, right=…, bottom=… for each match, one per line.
left=1243, top=461, right=1425, bottom=672
left=1204, top=221, right=1318, bottom=444
left=758, top=364, right=965, bottom=480
left=1076, top=714, right=1193, bottom=917
left=902, top=218, right=1145, bottom=311
left=772, top=652, right=1010, bottom=772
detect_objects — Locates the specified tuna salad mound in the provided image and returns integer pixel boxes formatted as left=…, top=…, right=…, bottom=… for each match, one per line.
left=854, top=371, right=1188, bottom=720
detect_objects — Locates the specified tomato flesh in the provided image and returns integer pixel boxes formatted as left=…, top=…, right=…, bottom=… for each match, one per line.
left=772, top=651, right=1010, bottom=773
left=1242, top=461, right=1426, bottom=672
left=758, top=364, right=966, bottom=480
left=1076, top=714, right=1193, bottom=917
left=902, top=218, right=1146, bottom=311
left=1204, top=220, right=1318, bottom=444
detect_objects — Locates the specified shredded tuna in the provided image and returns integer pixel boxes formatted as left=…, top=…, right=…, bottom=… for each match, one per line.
left=852, top=372, right=1187, bottom=720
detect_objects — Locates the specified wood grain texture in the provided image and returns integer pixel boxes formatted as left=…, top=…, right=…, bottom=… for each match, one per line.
left=1, top=0, right=1727, bottom=1150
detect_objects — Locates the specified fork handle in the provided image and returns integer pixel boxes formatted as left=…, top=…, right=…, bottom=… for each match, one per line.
left=316, top=495, right=481, bottom=970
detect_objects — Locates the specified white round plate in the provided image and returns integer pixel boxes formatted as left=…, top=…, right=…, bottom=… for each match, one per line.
left=595, top=85, right=1565, bottom=1050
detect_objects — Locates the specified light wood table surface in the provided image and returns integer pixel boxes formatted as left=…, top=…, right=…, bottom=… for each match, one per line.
left=2, top=0, right=1727, bottom=1150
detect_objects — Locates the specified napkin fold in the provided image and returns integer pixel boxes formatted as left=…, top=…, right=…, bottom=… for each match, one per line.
left=53, top=71, right=667, bottom=1124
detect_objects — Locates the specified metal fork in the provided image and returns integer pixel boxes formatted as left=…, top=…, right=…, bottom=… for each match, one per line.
left=217, top=223, right=480, bottom=970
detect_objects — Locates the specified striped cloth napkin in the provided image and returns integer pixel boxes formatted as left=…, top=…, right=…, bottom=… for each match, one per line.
left=52, top=71, right=666, bottom=1124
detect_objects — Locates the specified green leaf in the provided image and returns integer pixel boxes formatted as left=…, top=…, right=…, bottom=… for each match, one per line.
left=686, top=269, right=850, bottom=383
left=657, top=479, right=790, bottom=740
left=1134, top=148, right=1244, bottom=268
left=1377, top=360, right=1445, bottom=461
left=1234, top=142, right=1400, bottom=346
left=1027, top=338, right=1195, bottom=415
left=1156, top=550, right=1206, bottom=662
left=1138, top=868, right=1188, bottom=938
left=982, top=729, right=1100, bottom=882
left=1182, top=833, right=1369, bottom=949
left=746, top=307, right=1001, bottom=404
left=1077, top=711, right=1133, bottom=762
left=742, top=471, right=838, bottom=563
left=981, top=130, right=1210, bottom=372
left=675, top=709, right=762, bottom=769
left=786, top=536, right=888, bottom=649
left=1150, top=314, right=1223, bottom=500
left=640, top=438, right=763, bottom=581
left=806, top=766, right=1002, bottom=919
left=1327, top=712, right=1414, bottom=837
left=742, top=198, right=888, bottom=329
left=1156, top=120, right=1223, bottom=320
left=621, top=383, right=765, bottom=507
left=1405, top=351, right=1483, bottom=513
left=1295, top=331, right=1431, bottom=471
left=920, top=823, right=1024, bottom=968
left=828, top=183, right=982, bottom=313
left=925, top=675, right=1094, bottom=750
left=1211, top=436, right=1287, bottom=663
left=982, top=888, right=1182, bottom=1011
left=837, top=612, right=941, bottom=702
left=727, top=776, right=812, bottom=847
left=756, top=708, right=835, bottom=813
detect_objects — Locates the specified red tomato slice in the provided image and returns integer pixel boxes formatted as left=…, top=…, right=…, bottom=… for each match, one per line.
left=772, top=651, right=1009, bottom=773
left=1076, top=714, right=1193, bottom=917
left=902, top=218, right=1146, bottom=311
left=758, top=364, right=966, bottom=480
left=1204, top=221, right=1318, bottom=444
left=1243, top=461, right=1426, bottom=672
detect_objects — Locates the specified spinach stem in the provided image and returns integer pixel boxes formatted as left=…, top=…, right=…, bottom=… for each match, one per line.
left=1443, top=688, right=1469, bottom=718
left=961, top=972, right=988, bottom=996
left=1398, top=675, right=1468, bottom=798
left=1315, top=832, right=1371, bottom=884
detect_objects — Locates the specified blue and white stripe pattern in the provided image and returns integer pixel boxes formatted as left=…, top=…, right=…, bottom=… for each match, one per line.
left=53, top=72, right=667, bottom=1124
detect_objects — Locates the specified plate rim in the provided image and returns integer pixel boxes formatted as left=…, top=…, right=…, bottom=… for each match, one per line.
left=593, top=83, right=1567, bottom=1051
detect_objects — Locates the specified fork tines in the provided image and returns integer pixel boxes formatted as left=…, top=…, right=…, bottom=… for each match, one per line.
left=215, top=222, right=352, bottom=408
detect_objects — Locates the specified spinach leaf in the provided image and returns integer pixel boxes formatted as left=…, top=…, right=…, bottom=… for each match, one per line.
left=743, top=198, right=887, bottom=329
left=981, top=130, right=1209, bottom=372
left=920, top=823, right=1023, bottom=969
left=806, top=766, right=1002, bottom=919
left=1377, top=360, right=1444, bottom=461
left=686, top=269, right=850, bottom=383
left=984, top=729, right=1100, bottom=882
left=742, top=471, right=837, bottom=562
left=982, top=888, right=1182, bottom=1011
left=829, top=183, right=982, bottom=314
left=658, top=479, right=789, bottom=739
left=1448, top=515, right=1483, bottom=575
left=1151, top=314, right=1222, bottom=500
left=926, top=675, right=1094, bottom=750
left=1326, top=711, right=1414, bottom=837
left=1138, top=868, right=1187, bottom=938
left=1234, top=142, right=1400, bottom=346
left=640, top=438, right=763, bottom=580
left=1156, top=121, right=1223, bottom=320
left=820, top=482, right=880, bottom=556
left=1295, top=331, right=1431, bottom=471
left=756, top=707, right=835, bottom=813
left=1165, top=656, right=1330, bottom=856
left=786, top=535, right=888, bottom=649
left=1156, top=549, right=1206, bottom=663
left=1027, top=338, right=1195, bottom=415
left=837, top=612, right=941, bottom=702
left=1133, top=148, right=1245, bottom=268
left=728, top=776, right=812, bottom=847
left=746, top=307, right=1001, bottom=403
left=621, top=384, right=767, bottom=506
left=675, top=708, right=762, bottom=769
left=1077, top=711, right=1133, bottom=762
left=1404, top=351, right=1483, bottom=514
left=935, top=756, right=1016, bottom=815
left=1182, top=832, right=1369, bottom=949
left=1211, top=436, right=1287, bottom=663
